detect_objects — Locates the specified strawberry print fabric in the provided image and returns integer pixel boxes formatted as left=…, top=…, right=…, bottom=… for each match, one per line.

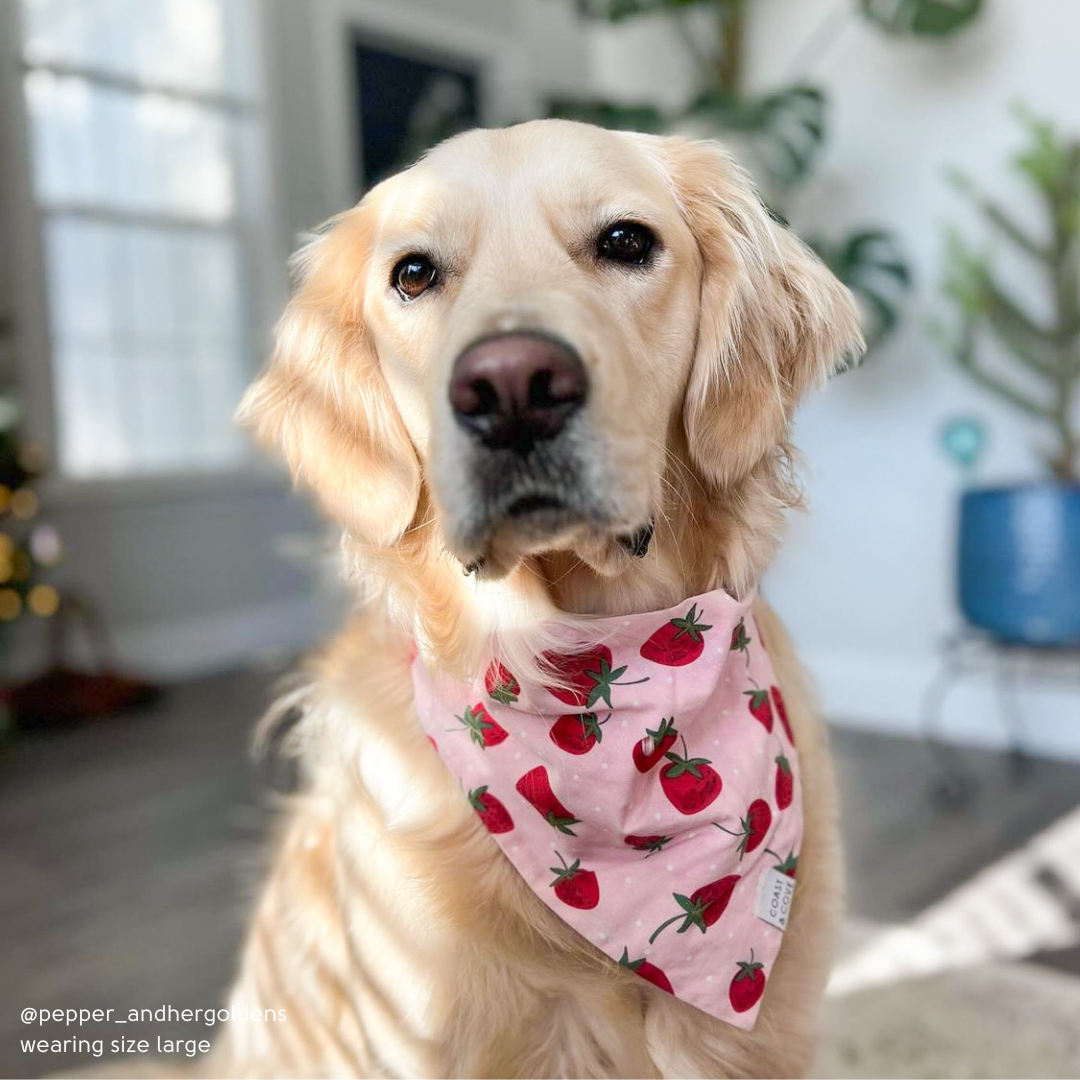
left=411, top=586, right=801, bottom=1030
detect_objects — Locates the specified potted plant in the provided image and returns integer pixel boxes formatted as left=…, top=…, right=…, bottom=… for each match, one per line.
left=939, top=110, right=1080, bottom=645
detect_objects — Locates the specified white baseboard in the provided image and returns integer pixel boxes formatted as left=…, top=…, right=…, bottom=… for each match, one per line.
left=110, top=593, right=343, bottom=680
left=805, top=648, right=1080, bottom=762
left=1, top=592, right=344, bottom=683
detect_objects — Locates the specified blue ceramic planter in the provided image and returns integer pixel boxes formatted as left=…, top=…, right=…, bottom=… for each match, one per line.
left=958, top=484, right=1080, bottom=646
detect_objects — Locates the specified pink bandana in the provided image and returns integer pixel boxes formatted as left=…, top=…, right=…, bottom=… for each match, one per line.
left=411, top=586, right=801, bottom=1029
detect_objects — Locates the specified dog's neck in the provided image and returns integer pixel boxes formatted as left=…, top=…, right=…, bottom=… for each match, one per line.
left=347, top=445, right=795, bottom=677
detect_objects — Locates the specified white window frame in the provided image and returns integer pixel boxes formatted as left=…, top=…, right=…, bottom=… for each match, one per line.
left=0, top=0, right=289, bottom=506
left=315, top=0, right=545, bottom=212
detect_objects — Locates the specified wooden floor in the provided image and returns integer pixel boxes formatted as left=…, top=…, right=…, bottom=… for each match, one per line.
left=2, top=667, right=1079, bottom=1078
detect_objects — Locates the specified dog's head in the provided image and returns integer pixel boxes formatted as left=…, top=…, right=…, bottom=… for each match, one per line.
left=241, top=120, right=862, bottom=586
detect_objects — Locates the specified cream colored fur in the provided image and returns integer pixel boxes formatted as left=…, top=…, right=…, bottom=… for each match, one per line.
left=209, top=119, right=863, bottom=1078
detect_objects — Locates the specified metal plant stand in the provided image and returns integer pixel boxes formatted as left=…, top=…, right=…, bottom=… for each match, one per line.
left=921, top=631, right=1080, bottom=809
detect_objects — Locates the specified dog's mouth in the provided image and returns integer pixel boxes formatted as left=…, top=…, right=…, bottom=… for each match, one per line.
left=458, top=483, right=654, bottom=578
left=506, top=493, right=568, bottom=519
left=489, top=483, right=596, bottom=545
left=440, top=430, right=653, bottom=577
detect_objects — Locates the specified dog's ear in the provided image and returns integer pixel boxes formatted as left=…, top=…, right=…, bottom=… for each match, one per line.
left=237, top=206, right=421, bottom=546
left=659, top=138, right=864, bottom=489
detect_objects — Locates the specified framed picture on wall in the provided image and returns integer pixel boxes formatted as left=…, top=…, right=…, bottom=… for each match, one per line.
left=351, top=34, right=483, bottom=192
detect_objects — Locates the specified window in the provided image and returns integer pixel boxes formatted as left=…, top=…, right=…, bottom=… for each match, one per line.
left=17, top=0, right=267, bottom=478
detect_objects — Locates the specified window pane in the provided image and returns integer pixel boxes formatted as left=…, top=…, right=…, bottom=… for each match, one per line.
left=43, top=217, right=116, bottom=341
left=53, top=340, right=134, bottom=476
left=25, top=71, right=237, bottom=220
left=44, top=218, right=249, bottom=477
left=20, top=0, right=256, bottom=98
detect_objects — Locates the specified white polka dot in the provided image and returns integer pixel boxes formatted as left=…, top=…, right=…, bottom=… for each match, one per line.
left=601, top=762, right=608, bottom=770
left=733, top=767, right=740, bottom=776
left=635, top=919, right=643, bottom=927
left=710, top=864, right=717, bottom=872
left=706, top=975, right=713, bottom=983
left=665, top=676, right=673, bottom=685
left=633, top=698, right=642, bottom=707
left=573, top=772, right=580, bottom=780
left=725, top=676, right=732, bottom=683
left=624, top=876, right=633, bottom=885
left=727, top=930, right=735, bottom=939
left=597, top=931, right=608, bottom=941
left=654, top=812, right=663, bottom=821
left=722, top=708, right=730, bottom=716
left=623, top=621, right=631, bottom=627
left=595, top=806, right=602, bottom=812
left=665, top=863, right=674, bottom=871
left=620, top=719, right=629, bottom=727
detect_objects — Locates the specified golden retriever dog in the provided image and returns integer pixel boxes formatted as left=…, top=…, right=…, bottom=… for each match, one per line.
left=210, top=119, right=863, bottom=1079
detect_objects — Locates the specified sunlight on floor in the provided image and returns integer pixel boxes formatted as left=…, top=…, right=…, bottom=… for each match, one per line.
left=829, top=802, right=1080, bottom=997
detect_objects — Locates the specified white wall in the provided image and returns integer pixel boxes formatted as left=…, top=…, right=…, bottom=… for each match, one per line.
left=747, top=0, right=1080, bottom=756
left=588, top=1, right=1080, bottom=756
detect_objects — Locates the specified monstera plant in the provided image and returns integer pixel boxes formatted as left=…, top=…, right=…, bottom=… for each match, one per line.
left=555, top=0, right=984, bottom=352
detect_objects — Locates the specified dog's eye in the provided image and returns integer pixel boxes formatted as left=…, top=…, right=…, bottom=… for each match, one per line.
left=597, top=221, right=655, bottom=265
left=393, top=255, right=438, bottom=300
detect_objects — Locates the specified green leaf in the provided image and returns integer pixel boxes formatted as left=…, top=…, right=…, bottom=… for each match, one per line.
left=859, top=0, right=983, bottom=38
left=549, top=98, right=668, bottom=133
left=810, top=228, right=913, bottom=354
left=573, top=0, right=716, bottom=22
left=686, top=84, right=827, bottom=186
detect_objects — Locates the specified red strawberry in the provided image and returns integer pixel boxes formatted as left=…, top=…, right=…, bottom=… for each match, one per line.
left=649, top=874, right=740, bottom=942
left=549, top=711, right=608, bottom=755
left=549, top=852, right=599, bottom=909
left=771, top=685, right=794, bottom=744
left=632, top=718, right=678, bottom=773
left=516, top=766, right=580, bottom=835
left=468, top=786, right=514, bottom=834
left=618, top=947, right=673, bottom=994
left=744, top=687, right=773, bottom=731
left=659, top=737, right=722, bottom=815
left=715, top=798, right=772, bottom=857
left=485, top=661, right=520, bottom=705
left=542, top=645, right=648, bottom=708
left=639, top=604, right=713, bottom=667
left=455, top=703, right=508, bottom=748
left=775, top=753, right=794, bottom=810
left=730, top=617, right=751, bottom=659
left=764, top=848, right=798, bottom=878
left=624, top=834, right=672, bottom=857
left=729, top=950, right=767, bottom=1013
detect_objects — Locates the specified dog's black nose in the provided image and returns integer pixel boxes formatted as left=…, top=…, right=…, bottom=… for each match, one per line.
left=449, top=332, right=587, bottom=453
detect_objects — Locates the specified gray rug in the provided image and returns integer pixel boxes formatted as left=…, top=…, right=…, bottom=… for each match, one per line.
left=818, top=955, right=1080, bottom=1078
